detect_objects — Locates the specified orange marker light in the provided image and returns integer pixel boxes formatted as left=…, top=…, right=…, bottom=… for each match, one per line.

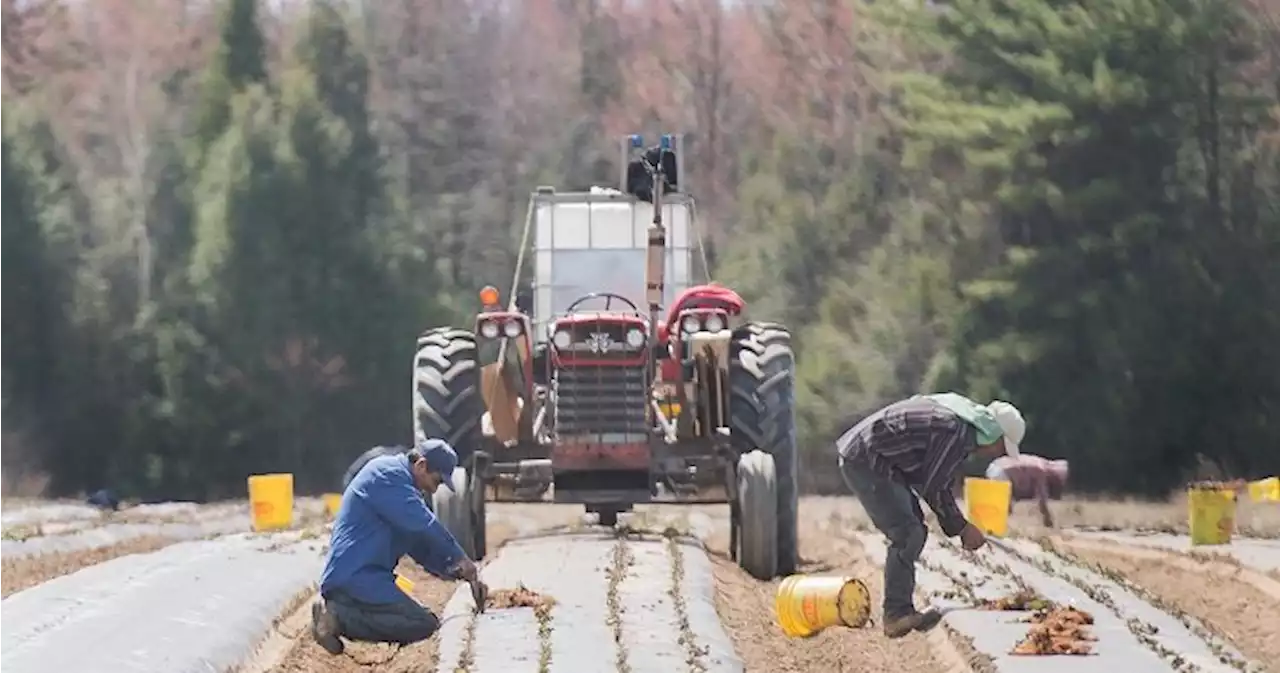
left=479, top=285, right=501, bottom=307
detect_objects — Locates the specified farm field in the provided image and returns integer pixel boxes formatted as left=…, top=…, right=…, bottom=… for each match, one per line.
left=2, top=495, right=1278, bottom=673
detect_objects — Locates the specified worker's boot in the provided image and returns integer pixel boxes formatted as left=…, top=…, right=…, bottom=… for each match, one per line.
left=883, top=609, right=943, bottom=639
left=311, top=599, right=345, bottom=655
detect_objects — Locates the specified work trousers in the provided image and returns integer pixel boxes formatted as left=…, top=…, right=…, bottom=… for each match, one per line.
left=325, top=589, right=440, bottom=645
left=839, top=457, right=928, bottom=621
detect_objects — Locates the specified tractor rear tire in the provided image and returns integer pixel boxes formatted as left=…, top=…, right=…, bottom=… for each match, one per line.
left=415, top=327, right=485, bottom=557
left=729, top=322, right=799, bottom=576
left=736, top=450, right=779, bottom=580
left=432, top=467, right=487, bottom=559
left=413, top=328, right=483, bottom=462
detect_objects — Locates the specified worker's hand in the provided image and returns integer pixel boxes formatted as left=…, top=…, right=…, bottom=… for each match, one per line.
left=470, top=578, right=489, bottom=614
left=960, top=523, right=987, bottom=551
left=452, top=557, right=478, bottom=583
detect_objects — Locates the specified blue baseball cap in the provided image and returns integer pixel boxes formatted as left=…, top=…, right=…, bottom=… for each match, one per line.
left=412, top=438, right=458, bottom=491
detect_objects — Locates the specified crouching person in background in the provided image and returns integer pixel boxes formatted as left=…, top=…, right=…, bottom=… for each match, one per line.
left=311, top=440, right=486, bottom=654
left=985, top=454, right=1069, bottom=528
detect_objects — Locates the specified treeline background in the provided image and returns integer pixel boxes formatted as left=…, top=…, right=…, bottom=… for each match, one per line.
left=3, top=0, right=1278, bottom=501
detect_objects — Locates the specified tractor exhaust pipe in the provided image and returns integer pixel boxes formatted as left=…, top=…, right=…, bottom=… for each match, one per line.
left=623, top=134, right=677, bottom=333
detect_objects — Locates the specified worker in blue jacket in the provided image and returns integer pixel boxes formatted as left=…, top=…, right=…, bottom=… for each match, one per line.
left=311, top=439, right=485, bottom=655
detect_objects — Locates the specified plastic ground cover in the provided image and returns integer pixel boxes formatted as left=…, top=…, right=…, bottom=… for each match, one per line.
left=1, top=532, right=325, bottom=673
left=1, top=503, right=103, bottom=530
left=435, top=532, right=743, bottom=673
left=0, top=515, right=252, bottom=558
left=857, top=532, right=1258, bottom=672
left=1, top=498, right=328, bottom=559
left=1072, top=530, right=1280, bottom=573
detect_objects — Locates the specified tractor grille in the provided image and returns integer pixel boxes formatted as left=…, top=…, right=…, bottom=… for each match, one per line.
left=553, top=365, right=649, bottom=439
left=554, top=322, right=645, bottom=362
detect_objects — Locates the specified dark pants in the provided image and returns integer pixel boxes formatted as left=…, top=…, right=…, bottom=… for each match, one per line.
left=840, top=457, right=927, bottom=621
left=326, top=589, right=440, bottom=645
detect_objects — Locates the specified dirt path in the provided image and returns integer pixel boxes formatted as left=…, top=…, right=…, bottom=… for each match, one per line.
left=704, top=528, right=953, bottom=673
left=269, top=561, right=458, bottom=673
left=263, top=519, right=530, bottom=673
left=1053, top=536, right=1280, bottom=672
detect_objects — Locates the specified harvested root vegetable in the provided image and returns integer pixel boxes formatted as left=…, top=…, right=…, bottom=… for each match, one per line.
left=978, top=590, right=1056, bottom=612
left=1011, top=606, right=1097, bottom=656
left=487, top=584, right=556, bottom=619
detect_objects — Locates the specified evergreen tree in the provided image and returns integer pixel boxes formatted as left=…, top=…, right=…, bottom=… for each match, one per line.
left=898, top=0, right=1280, bottom=491
left=191, top=0, right=269, bottom=163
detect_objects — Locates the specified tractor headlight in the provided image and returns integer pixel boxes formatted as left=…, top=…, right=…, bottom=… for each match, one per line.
left=681, top=315, right=701, bottom=334
left=552, top=330, right=572, bottom=349
left=704, top=314, right=725, bottom=333
left=480, top=321, right=500, bottom=339
left=626, top=328, right=645, bottom=348
left=503, top=320, right=522, bottom=338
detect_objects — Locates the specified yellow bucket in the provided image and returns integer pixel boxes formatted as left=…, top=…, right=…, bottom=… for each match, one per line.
left=395, top=574, right=415, bottom=595
left=964, top=477, right=1012, bottom=537
left=1188, top=487, right=1236, bottom=546
left=775, top=575, right=871, bottom=638
left=247, top=473, right=294, bottom=532
left=1248, top=477, right=1280, bottom=503
left=323, top=493, right=343, bottom=517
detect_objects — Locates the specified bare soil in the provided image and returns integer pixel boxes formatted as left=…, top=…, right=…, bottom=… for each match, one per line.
left=0, top=535, right=173, bottom=597
left=703, top=516, right=950, bottom=673
left=269, top=561, right=458, bottom=673
left=1060, top=537, right=1280, bottom=672
left=265, top=520, right=523, bottom=673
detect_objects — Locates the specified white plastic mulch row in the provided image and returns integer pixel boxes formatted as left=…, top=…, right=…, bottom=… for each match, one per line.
left=1, top=502, right=103, bottom=530
left=1, top=532, right=325, bottom=673
left=435, top=532, right=743, bottom=673
left=857, top=532, right=1261, bottom=673
left=0, top=515, right=253, bottom=558
left=0, top=498, right=328, bottom=559
left=1072, top=530, right=1280, bottom=573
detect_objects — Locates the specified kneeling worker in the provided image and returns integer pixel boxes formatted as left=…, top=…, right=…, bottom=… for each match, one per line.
left=312, top=439, right=486, bottom=654
left=837, top=393, right=1025, bottom=639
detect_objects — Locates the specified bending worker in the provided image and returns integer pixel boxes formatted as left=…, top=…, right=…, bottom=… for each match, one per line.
left=311, top=439, right=486, bottom=655
left=986, top=454, right=1069, bottom=527
left=836, top=393, right=1025, bottom=639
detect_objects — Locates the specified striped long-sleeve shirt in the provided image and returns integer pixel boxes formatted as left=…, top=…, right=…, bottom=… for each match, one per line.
left=837, top=397, right=977, bottom=536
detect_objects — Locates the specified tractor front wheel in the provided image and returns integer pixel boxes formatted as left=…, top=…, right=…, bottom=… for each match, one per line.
left=433, top=467, right=487, bottom=560
left=736, top=449, right=779, bottom=580
left=729, top=322, right=799, bottom=576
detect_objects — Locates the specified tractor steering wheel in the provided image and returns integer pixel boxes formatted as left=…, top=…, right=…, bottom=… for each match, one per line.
left=564, top=292, right=641, bottom=314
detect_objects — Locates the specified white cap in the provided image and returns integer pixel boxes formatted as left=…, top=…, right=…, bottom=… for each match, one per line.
left=987, top=400, right=1024, bottom=458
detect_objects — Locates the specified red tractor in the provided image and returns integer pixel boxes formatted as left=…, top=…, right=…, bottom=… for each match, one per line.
left=413, top=135, right=798, bottom=578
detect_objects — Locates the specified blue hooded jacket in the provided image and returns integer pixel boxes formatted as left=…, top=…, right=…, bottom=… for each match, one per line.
left=319, top=453, right=467, bottom=604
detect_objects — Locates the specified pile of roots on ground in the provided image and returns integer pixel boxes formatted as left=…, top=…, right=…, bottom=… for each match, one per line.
left=487, top=585, right=556, bottom=619
left=1012, top=606, right=1096, bottom=655
left=977, top=589, right=1055, bottom=612
left=978, top=591, right=1096, bottom=656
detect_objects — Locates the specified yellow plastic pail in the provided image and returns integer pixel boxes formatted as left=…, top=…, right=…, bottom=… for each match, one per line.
left=775, top=575, right=871, bottom=638
left=247, top=473, right=294, bottom=532
left=395, top=574, right=415, bottom=595
left=323, top=493, right=343, bottom=518
left=1188, top=487, right=1236, bottom=546
left=964, top=477, right=1012, bottom=537
left=1248, top=477, right=1279, bottom=503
